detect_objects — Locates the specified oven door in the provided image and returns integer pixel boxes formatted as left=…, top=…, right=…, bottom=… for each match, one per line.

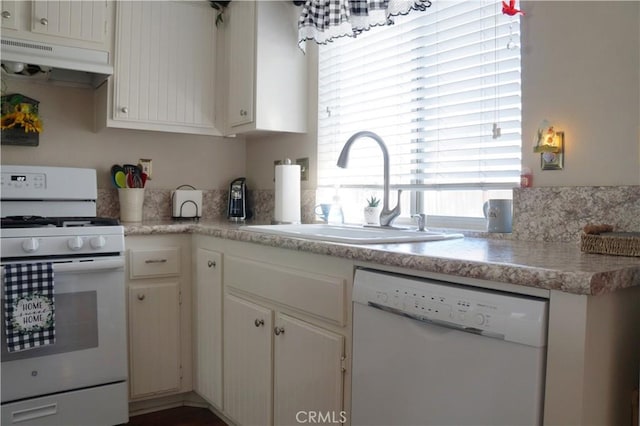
left=1, top=256, right=127, bottom=403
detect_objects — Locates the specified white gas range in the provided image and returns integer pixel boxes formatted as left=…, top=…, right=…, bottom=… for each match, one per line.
left=1, top=165, right=128, bottom=426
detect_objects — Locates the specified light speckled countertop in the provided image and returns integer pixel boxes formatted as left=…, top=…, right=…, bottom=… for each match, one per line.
left=123, top=220, right=640, bottom=296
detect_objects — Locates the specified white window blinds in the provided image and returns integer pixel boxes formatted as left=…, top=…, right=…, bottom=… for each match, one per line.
left=317, top=0, right=522, bottom=191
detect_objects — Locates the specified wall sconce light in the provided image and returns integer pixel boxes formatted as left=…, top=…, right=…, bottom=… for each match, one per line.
left=533, top=120, right=564, bottom=170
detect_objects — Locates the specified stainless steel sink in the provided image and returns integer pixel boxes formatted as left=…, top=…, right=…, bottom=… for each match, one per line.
left=240, top=224, right=464, bottom=244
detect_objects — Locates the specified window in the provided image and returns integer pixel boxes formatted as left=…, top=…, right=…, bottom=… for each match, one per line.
left=317, top=0, right=521, bottom=229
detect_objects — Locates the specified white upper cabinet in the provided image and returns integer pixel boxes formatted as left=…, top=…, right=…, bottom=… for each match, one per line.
left=0, top=1, right=109, bottom=49
left=31, top=1, right=106, bottom=43
left=222, top=1, right=307, bottom=135
left=1, top=2, right=18, bottom=31
left=226, top=1, right=255, bottom=129
left=95, top=1, right=222, bottom=136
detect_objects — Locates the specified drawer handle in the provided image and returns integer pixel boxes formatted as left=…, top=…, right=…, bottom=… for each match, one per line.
left=144, top=259, right=167, bottom=264
left=274, top=326, right=285, bottom=335
left=137, top=294, right=145, bottom=301
left=208, top=260, right=216, bottom=268
left=12, top=403, right=58, bottom=423
left=254, top=318, right=264, bottom=327
left=40, top=17, right=48, bottom=25
left=2, top=11, right=12, bottom=19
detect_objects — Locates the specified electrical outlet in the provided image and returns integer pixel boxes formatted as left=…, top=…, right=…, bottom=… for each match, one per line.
left=138, top=158, right=152, bottom=180
left=273, top=160, right=282, bottom=182
left=296, top=157, right=309, bottom=181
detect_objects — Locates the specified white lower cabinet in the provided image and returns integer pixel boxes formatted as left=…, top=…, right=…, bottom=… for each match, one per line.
left=223, top=293, right=274, bottom=426
left=193, top=248, right=223, bottom=409
left=125, top=235, right=192, bottom=401
left=128, top=280, right=181, bottom=398
left=273, top=313, right=345, bottom=426
left=219, top=243, right=350, bottom=426
left=191, top=237, right=352, bottom=424
left=224, top=293, right=345, bottom=426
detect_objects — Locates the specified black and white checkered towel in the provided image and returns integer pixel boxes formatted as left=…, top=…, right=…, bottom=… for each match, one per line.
left=3, top=263, right=56, bottom=352
left=298, top=0, right=432, bottom=51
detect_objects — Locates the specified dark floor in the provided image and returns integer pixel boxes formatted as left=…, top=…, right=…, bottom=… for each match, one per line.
left=124, top=406, right=227, bottom=426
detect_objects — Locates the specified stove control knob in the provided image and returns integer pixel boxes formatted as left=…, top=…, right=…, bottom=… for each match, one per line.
left=22, top=238, right=40, bottom=253
left=67, top=236, right=84, bottom=251
left=90, top=236, right=107, bottom=249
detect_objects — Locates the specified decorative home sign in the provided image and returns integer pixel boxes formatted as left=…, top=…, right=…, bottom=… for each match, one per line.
left=1, top=93, right=43, bottom=147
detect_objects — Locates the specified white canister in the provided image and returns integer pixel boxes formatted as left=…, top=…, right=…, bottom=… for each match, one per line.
left=483, top=199, right=512, bottom=233
left=118, top=188, right=145, bottom=222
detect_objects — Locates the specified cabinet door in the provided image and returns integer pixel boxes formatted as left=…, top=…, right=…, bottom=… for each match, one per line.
left=128, top=281, right=181, bottom=399
left=226, top=1, right=255, bottom=128
left=193, top=249, right=223, bottom=409
left=113, top=1, right=218, bottom=134
left=31, top=1, right=106, bottom=43
left=224, top=294, right=273, bottom=426
left=274, top=313, right=345, bottom=426
left=1, top=1, right=18, bottom=30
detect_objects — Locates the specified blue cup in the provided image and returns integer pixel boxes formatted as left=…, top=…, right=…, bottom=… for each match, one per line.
left=315, top=203, right=331, bottom=222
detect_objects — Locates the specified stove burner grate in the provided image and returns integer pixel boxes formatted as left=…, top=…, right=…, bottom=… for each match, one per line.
left=1, top=216, right=121, bottom=229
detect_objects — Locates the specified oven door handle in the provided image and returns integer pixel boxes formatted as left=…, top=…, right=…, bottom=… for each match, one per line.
left=54, top=257, right=125, bottom=273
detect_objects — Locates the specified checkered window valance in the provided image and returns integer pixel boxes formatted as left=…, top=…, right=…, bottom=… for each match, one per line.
left=298, top=0, right=432, bottom=51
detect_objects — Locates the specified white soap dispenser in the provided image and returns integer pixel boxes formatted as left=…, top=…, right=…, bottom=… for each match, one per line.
left=327, top=193, right=344, bottom=225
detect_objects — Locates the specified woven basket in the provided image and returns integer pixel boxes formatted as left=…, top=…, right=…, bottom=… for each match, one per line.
left=580, top=232, right=640, bottom=257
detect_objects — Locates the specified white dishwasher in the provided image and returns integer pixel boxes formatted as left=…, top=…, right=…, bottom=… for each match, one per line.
left=351, top=269, right=548, bottom=426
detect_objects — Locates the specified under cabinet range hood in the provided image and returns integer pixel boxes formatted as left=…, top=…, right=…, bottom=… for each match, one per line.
left=0, top=37, right=113, bottom=88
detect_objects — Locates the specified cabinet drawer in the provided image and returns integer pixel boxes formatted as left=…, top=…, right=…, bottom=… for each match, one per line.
left=129, top=248, right=180, bottom=278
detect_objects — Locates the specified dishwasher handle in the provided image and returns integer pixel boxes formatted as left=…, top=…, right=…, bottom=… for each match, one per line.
left=367, top=301, right=506, bottom=341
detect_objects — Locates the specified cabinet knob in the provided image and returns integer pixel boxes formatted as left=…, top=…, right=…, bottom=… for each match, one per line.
left=274, top=326, right=285, bottom=335
left=207, top=260, right=216, bottom=268
left=40, top=17, right=48, bottom=25
left=121, top=106, right=129, bottom=114
left=239, top=109, right=247, bottom=117
left=254, top=318, right=264, bottom=327
left=2, top=11, right=11, bottom=19
left=137, top=293, right=145, bottom=301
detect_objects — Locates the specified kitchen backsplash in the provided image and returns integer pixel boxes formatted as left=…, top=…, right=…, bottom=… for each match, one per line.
left=97, top=189, right=317, bottom=224
left=513, top=186, right=640, bottom=242
left=99, top=186, right=639, bottom=244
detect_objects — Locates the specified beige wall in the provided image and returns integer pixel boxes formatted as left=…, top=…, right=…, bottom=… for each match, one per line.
left=2, top=2, right=638, bottom=191
left=1, top=80, right=246, bottom=190
left=248, top=1, right=640, bottom=189
left=521, top=1, right=640, bottom=186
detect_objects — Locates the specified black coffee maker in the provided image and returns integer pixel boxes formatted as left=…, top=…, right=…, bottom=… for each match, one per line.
left=227, top=177, right=250, bottom=221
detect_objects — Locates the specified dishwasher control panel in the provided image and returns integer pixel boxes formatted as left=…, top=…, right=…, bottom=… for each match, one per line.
left=353, top=269, right=548, bottom=347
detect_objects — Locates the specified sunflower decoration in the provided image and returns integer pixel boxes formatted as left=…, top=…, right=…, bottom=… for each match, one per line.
left=1, top=94, right=43, bottom=134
